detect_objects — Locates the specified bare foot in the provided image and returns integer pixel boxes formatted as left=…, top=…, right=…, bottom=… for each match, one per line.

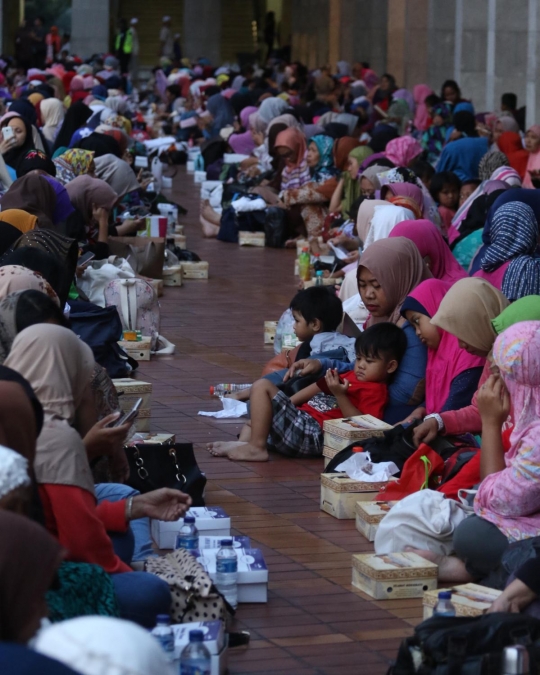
left=406, top=548, right=474, bottom=584
left=207, top=441, right=247, bottom=453
left=208, top=441, right=268, bottom=462
left=201, top=201, right=221, bottom=225
left=285, top=237, right=302, bottom=249
left=200, top=216, right=220, bottom=238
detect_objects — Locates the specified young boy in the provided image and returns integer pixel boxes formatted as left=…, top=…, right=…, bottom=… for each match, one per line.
left=208, top=323, right=407, bottom=462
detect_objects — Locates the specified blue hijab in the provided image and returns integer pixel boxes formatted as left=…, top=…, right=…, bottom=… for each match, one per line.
left=310, top=134, right=338, bottom=183
left=437, top=136, right=489, bottom=182
left=205, top=94, right=235, bottom=138
left=470, top=188, right=540, bottom=273
left=0, top=644, right=78, bottom=674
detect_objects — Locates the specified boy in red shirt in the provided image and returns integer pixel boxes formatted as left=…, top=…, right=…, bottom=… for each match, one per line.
left=208, top=323, right=407, bottom=461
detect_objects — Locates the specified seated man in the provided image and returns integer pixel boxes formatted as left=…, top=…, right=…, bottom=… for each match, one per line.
left=208, top=322, right=407, bottom=462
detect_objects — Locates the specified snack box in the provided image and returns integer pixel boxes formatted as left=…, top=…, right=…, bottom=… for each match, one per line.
left=352, top=552, right=438, bottom=600
left=195, top=548, right=268, bottom=603
left=181, top=261, right=209, bottom=279
left=112, top=376, right=152, bottom=433
left=194, top=170, right=207, bottom=183
left=174, top=224, right=184, bottom=235
left=423, top=583, right=502, bottom=619
left=238, top=231, right=265, bottom=247
left=147, top=278, right=163, bottom=297
left=172, top=621, right=227, bottom=675
left=161, top=176, right=173, bottom=189
left=223, top=153, right=250, bottom=163
left=320, top=473, right=389, bottom=519
left=199, top=535, right=251, bottom=549
left=127, top=432, right=175, bottom=446
left=162, top=265, right=183, bottom=287
left=151, top=507, right=231, bottom=550
left=118, top=336, right=152, bottom=362
left=355, top=500, right=397, bottom=541
left=186, top=159, right=195, bottom=173
left=174, top=233, right=187, bottom=250
left=323, top=415, right=393, bottom=453
left=264, top=321, right=277, bottom=345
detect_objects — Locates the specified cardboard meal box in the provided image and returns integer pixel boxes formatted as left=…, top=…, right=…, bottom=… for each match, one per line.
left=264, top=321, right=277, bottom=345
left=320, top=473, right=389, bottom=519
left=355, top=500, right=397, bottom=541
left=128, top=432, right=175, bottom=445
left=118, top=336, right=152, bottom=362
left=352, top=552, right=438, bottom=600
left=182, top=261, right=209, bottom=279
left=195, top=548, right=268, bottom=603
left=162, top=265, right=183, bottom=287
left=172, top=621, right=227, bottom=675
left=238, top=231, right=265, bottom=247
left=143, top=277, right=163, bottom=297
left=174, top=234, right=187, bottom=250
left=151, top=507, right=231, bottom=550
left=423, top=583, right=502, bottom=619
left=323, top=415, right=393, bottom=453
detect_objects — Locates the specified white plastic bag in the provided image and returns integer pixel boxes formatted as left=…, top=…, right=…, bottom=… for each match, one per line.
left=78, top=256, right=135, bottom=307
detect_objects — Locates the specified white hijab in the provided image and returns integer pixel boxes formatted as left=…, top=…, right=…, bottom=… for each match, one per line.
left=363, top=204, right=415, bottom=249
left=34, top=616, right=176, bottom=675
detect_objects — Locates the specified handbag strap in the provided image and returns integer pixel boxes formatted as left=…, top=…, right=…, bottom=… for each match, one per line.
left=119, top=279, right=138, bottom=330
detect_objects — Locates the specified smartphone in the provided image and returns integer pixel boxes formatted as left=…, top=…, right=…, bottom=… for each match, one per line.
left=109, top=398, right=143, bottom=428
left=78, top=251, right=95, bottom=268
left=2, top=126, right=14, bottom=141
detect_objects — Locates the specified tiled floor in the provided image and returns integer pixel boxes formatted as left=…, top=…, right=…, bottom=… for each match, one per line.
left=138, top=168, right=423, bottom=674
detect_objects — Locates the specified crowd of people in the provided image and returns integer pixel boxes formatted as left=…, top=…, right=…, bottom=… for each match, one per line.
left=0, top=23, right=538, bottom=672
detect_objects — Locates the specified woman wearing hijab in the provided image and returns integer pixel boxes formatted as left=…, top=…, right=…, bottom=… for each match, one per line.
left=6, top=101, right=47, bottom=154
left=369, top=124, right=399, bottom=153
left=381, top=182, right=424, bottom=217
left=0, top=444, right=31, bottom=513
left=412, top=321, right=540, bottom=584
left=74, top=132, right=122, bottom=159
left=35, top=616, right=176, bottom=675
left=0, top=510, right=63, bottom=643
left=4, top=325, right=191, bottom=628
left=328, top=145, right=373, bottom=218
left=93, top=155, right=140, bottom=200
left=359, top=164, right=384, bottom=198
left=497, top=132, right=528, bottom=179
left=258, top=96, right=289, bottom=125
left=15, top=149, right=57, bottom=179
left=389, top=220, right=467, bottom=284
left=53, top=149, right=95, bottom=185
left=228, top=105, right=258, bottom=156
left=53, top=102, right=92, bottom=154
left=274, top=128, right=310, bottom=191
left=473, top=202, right=540, bottom=300
left=362, top=203, right=416, bottom=249
left=0, top=209, right=37, bottom=234
left=413, top=84, right=434, bottom=132
left=386, top=96, right=412, bottom=136
left=40, top=98, right=65, bottom=152
left=478, top=150, right=510, bottom=181
left=401, top=279, right=484, bottom=420
left=0, top=265, right=59, bottom=303
left=384, top=136, right=423, bottom=167
left=437, top=130, right=490, bottom=182
left=1, top=174, right=57, bottom=230
left=204, top=93, right=235, bottom=138
left=0, top=113, right=36, bottom=173
left=522, top=125, right=540, bottom=188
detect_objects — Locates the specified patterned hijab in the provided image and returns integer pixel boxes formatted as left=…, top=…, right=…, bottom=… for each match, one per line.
left=275, top=128, right=311, bottom=191
left=53, top=149, right=95, bottom=186
left=384, top=136, right=423, bottom=167
left=309, top=134, right=338, bottom=183
left=0, top=266, right=59, bottom=304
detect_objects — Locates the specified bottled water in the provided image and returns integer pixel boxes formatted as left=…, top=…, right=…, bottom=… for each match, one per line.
left=215, top=538, right=238, bottom=609
left=315, top=270, right=324, bottom=286
left=175, top=516, right=199, bottom=551
left=180, top=629, right=211, bottom=675
left=209, top=383, right=251, bottom=396
left=151, top=614, right=175, bottom=661
left=433, top=591, right=456, bottom=617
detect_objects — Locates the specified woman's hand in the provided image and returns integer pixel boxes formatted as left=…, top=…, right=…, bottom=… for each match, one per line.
left=412, top=417, right=439, bottom=447
left=488, top=578, right=537, bottom=614
left=240, top=157, right=258, bottom=170
left=92, top=204, right=109, bottom=223
left=325, top=368, right=349, bottom=396
left=83, top=413, right=132, bottom=460
left=478, top=374, right=510, bottom=427
left=0, top=136, right=16, bottom=155
left=130, top=488, right=192, bottom=521
left=395, top=407, right=427, bottom=428
left=343, top=250, right=360, bottom=265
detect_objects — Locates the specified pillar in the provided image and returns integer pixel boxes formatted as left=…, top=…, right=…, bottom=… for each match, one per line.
left=328, top=0, right=341, bottom=72
left=183, top=0, right=221, bottom=66
left=71, top=0, right=111, bottom=57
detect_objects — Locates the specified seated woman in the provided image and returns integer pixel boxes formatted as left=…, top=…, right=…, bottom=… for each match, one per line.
left=328, top=144, right=373, bottom=221
left=0, top=113, right=37, bottom=175
left=53, top=149, right=95, bottom=185
left=389, top=219, right=467, bottom=284
left=412, top=321, right=540, bottom=586
left=401, top=279, right=485, bottom=422
left=473, top=201, right=540, bottom=300
left=522, top=124, right=540, bottom=188
left=4, top=325, right=192, bottom=627
left=421, top=102, right=452, bottom=165
left=0, top=173, right=57, bottom=229
left=289, top=237, right=431, bottom=424
left=380, top=182, right=424, bottom=220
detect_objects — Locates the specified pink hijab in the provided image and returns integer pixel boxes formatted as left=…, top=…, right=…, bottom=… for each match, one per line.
left=402, top=279, right=485, bottom=413
left=523, top=125, right=540, bottom=189
left=384, top=136, right=423, bottom=167
left=389, top=220, right=467, bottom=284
left=228, top=105, right=258, bottom=155
left=413, top=84, right=433, bottom=131
left=382, top=183, right=424, bottom=216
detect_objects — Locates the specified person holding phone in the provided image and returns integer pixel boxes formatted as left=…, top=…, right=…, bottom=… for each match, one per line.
left=0, top=113, right=34, bottom=173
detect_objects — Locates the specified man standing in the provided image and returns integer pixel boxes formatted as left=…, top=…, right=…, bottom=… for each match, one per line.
left=129, top=18, right=140, bottom=85
left=159, top=16, right=174, bottom=60
left=115, top=18, right=132, bottom=75
left=33, top=16, right=46, bottom=68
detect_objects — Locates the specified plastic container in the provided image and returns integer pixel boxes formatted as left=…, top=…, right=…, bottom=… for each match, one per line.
left=433, top=591, right=456, bottom=617
left=215, top=538, right=238, bottom=609
left=315, top=270, right=324, bottom=286
left=175, top=516, right=199, bottom=551
left=298, top=247, right=311, bottom=282
left=180, top=629, right=211, bottom=675
left=151, top=614, right=175, bottom=661
left=210, top=384, right=251, bottom=396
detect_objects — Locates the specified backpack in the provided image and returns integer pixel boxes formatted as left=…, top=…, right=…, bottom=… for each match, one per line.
left=104, top=278, right=160, bottom=350
left=388, top=613, right=540, bottom=674
left=265, top=206, right=286, bottom=248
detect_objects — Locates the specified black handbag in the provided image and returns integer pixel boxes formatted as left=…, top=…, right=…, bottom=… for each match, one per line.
left=125, top=442, right=206, bottom=506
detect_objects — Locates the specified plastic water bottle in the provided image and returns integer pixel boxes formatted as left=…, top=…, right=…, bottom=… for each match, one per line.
left=433, top=591, right=456, bottom=617
left=215, top=538, right=238, bottom=609
left=151, top=614, right=175, bottom=661
left=175, top=516, right=199, bottom=551
left=315, top=270, right=324, bottom=286
left=298, top=247, right=311, bottom=281
left=180, top=629, right=211, bottom=675
left=210, top=383, right=250, bottom=396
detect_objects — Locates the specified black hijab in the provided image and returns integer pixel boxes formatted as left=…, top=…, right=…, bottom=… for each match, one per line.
left=53, top=102, right=92, bottom=153
left=75, top=132, right=121, bottom=158
left=368, top=124, right=399, bottom=152
left=1, top=117, right=35, bottom=171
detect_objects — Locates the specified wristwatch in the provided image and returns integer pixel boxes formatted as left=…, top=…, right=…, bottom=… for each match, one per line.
left=423, top=413, right=444, bottom=432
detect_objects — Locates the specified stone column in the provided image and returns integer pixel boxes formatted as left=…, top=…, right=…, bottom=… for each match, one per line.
left=328, top=0, right=341, bottom=72
left=71, top=0, right=111, bottom=58
left=183, top=0, right=221, bottom=66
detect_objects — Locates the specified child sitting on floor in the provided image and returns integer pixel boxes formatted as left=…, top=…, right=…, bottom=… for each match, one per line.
left=208, top=322, right=407, bottom=462
left=429, top=170, right=461, bottom=237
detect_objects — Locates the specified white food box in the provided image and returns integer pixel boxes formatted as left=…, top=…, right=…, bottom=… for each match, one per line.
left=194, top=170, right=207, bottom=183
left=161, top=176, right=173, bottom=189
left=186, top=159, right=195, bottom=173
left=199, top=535, right=250, bottom=549
left=195, top=548, right=268, bottom=603
left=172, top=621, right=227, bottom=675
left=151, top=507, right=231, bottom=550
left=223, top=153, right=250, bottom=163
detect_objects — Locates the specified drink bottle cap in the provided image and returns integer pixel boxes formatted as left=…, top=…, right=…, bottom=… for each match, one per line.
left=438, top=591, right=452, bottom=599
left=209, top=386, right=215, bottom=395
left=189, top=630, right=204, bottom=642
left=156, top=614, right=170, bottom=623
left=184, top=516, right=195, bottom=523
left=220, top=538, right=233, bottom=546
